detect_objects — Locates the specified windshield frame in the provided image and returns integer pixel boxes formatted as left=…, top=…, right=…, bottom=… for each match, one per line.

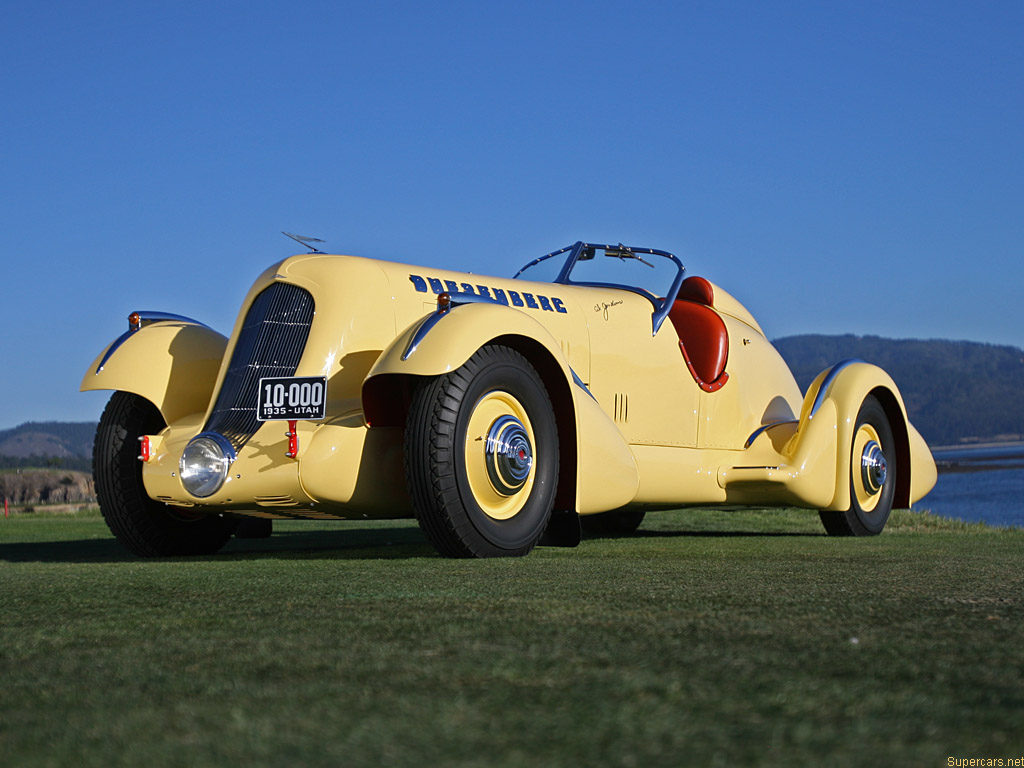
left=513, top=241, right=686, bottom=335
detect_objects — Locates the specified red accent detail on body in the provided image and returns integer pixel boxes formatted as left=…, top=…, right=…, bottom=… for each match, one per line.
left=286, top=420, right=298, bottom=458
left=138, top=436, right=151, bottom=462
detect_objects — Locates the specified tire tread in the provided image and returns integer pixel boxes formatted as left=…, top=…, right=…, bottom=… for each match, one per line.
left=405, top=345, right=556, bottom=558
left=818, top=394, right=896, bottom=537
left=94, top=392, right=236, bottom=557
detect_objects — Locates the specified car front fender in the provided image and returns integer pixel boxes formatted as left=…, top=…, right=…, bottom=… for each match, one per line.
left=792, top=360, right=937, bottom=510
left=80, top=320, right=227, bottom=425
left=366, top=302, right=573, bottom=379
left=363, top=302, right=640, bottom=515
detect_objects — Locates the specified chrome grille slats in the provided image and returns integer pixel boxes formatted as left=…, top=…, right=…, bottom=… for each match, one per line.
left=204, top=283, right=315, bottom=450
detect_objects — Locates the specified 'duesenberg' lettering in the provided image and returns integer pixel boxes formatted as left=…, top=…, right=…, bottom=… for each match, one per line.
left=409, top=274, right=568, bottom=313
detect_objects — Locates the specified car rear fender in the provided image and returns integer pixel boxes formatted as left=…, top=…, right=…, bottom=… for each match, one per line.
left=362, top=302, right=639, bottom=514
left=80, top=320, right=228, bottom=425
left=791, top=360, right=936, bottom=510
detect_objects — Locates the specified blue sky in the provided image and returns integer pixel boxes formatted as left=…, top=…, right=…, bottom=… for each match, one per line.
left=2, top=0, right=1021, bottom=429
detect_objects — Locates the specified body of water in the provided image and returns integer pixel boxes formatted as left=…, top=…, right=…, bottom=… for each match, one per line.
left=918, top=444, right=1024, bottom=528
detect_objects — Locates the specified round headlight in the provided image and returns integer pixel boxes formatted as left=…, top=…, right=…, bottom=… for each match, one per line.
left=179, top=433, right=235, bottom=498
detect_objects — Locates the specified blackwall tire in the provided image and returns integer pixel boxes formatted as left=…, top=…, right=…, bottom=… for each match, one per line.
left=819, top=395, right=897, bottom=537
left=94, top=392, right=237, bottom=557
left=405, top=345, right=558, bottom=558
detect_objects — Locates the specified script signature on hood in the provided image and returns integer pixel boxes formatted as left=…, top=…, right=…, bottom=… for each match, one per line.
left=595, top=300, right=623, bottom=320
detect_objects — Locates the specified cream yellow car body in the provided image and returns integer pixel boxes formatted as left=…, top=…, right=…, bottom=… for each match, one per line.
left=82, top=244, right=936, bottom=555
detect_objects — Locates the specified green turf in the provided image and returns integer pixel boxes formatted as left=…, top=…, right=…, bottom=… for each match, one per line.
left=1, top=507, right=1021, bottom=767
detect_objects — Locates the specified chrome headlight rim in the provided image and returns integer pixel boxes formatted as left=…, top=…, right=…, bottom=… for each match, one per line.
left=179, top=432, right=236, bottom=499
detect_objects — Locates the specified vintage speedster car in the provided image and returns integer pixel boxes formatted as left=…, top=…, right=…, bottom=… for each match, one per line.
left=82, top=241, right=936, bottom=558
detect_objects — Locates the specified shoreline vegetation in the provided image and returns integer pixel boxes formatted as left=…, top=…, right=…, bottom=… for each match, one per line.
left=0, top=468, right=95, bottom=510
left=931, top=438, right=1024, bottom=451
left=932, top=441, right=1024, bottom=474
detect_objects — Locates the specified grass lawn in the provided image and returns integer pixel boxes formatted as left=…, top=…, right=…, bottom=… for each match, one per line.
left=1, top=507, right=1022, bottom=767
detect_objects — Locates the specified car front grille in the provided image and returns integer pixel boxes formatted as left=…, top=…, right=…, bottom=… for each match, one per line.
left=203, top=282, right=315, bottom=450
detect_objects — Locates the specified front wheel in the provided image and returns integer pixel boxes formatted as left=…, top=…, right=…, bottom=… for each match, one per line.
left=405, top=345, right=559, bottom=558
left=94, top=392, right=237, bottom=556
left=819, top=394, right=897, bottom=536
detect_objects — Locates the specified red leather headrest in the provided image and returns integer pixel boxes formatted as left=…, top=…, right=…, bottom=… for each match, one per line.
left=676, top=276, right=714, bottom=306
left=668, top=300, right=729, bottom=389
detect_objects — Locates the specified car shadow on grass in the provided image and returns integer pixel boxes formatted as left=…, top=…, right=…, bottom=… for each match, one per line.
left=629, top=528, right=824, bottom=538
left=0, top=526, right=439, bottom=563
left=220, top=526, right=438, bottom=560
left=2, top=523, right=826, bottom=564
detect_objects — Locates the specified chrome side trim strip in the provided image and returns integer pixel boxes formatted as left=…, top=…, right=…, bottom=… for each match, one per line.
left=95, top=312, right=211, bottom=374
left=402, top=309, right=448, bottom=361
left=744, top=419, right=799, bottom=449
left=809, top=358, right=865, bottom=418
left=95, top=330, right=137, bottom=374
left=570, top=367, right=597, bottom=401
left=742, top=358, right=865, bottom=447
left=401, top=290, right=506, bottom=361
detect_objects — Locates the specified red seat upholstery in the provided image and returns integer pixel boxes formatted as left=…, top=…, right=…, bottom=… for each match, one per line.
left=676, top=274, right=716, bottom=305
left=668, top=277, right=729, bottom=392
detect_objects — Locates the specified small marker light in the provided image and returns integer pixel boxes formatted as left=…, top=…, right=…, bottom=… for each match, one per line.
left=128, top=312, right=142, bottom=331
left=437, top=292, right=451, bottom=312
left=285, top=419, right=298, bottom=459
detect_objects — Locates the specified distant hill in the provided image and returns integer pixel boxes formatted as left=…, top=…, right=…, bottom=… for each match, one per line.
left=774, top=335, right=1024, bottom=446
left=0, top=422, right=96, bottom=471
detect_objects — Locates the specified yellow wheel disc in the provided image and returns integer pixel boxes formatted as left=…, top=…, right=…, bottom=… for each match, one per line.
left=851, top=423, right=884, bottom=512
left=464, top=390, right=537, bottom=521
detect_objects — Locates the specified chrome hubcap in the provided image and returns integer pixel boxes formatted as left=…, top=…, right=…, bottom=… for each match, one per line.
left=861, top=440, right=887, bottom=495
left=485, top=415, right=533, bottom=495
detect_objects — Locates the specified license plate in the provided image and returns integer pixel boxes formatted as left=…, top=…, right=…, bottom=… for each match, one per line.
left=257, top=376, right=327, bottom=421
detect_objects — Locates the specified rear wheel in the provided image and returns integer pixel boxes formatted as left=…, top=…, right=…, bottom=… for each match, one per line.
left=94, top=392, right=237, bottom=556
left=405, top=345, right=558, bottom=558
left=819, top=395, right=896, bottom=536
